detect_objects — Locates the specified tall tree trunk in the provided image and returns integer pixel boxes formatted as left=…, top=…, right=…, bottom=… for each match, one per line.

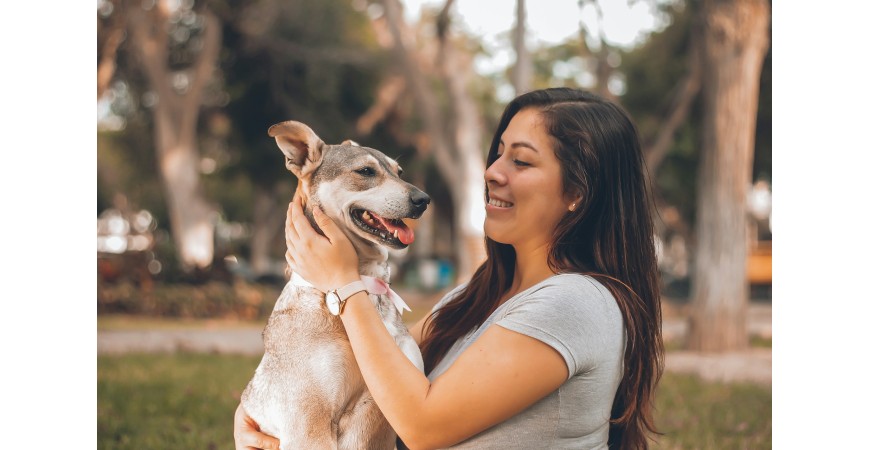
left=687, top=0, right=770, bottom=352
left=249, top=185, right=286, bottom=277
left=379, top=0, right=487, bottom=281
left=511, top=0, right=532, bottom=95
left=128, top=1, right=221, bottom=271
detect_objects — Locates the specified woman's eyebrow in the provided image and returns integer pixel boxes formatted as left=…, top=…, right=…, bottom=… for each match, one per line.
left=498, top=139, right=539, bottom=153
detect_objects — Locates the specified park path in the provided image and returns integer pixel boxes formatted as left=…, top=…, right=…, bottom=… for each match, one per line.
left=97, top=301, right=771, bottom=385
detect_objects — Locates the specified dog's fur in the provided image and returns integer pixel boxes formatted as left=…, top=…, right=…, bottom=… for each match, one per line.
left=241, top=121, right=428, bottom=450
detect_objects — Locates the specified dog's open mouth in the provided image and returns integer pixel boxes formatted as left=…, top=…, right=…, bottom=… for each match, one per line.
left=351, top=209, right=414, bottom=248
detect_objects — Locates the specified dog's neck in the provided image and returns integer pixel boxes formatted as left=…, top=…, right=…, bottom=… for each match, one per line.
left=358, top=257, right=390, bottom=282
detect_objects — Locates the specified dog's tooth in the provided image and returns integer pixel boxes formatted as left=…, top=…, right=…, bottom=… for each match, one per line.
left=393, top=229, right=398, bottom=239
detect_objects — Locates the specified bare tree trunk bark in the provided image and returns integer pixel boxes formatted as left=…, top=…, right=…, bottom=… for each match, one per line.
left=435, top=1, right=487, bottom=281
left=380, top=0, right=487, bottom=281
left=687, top=0, right=770, bottom=352
left=249, top=185, right=287, bottom=277
left=511, top=0, right=532, bottom=95
left=128, top=1, right=221, bottom=271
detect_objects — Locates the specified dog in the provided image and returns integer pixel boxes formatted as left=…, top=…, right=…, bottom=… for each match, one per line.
left=241, top=121, right=428, bottom=450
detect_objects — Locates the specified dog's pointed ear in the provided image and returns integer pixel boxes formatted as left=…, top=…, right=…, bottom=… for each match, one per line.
left=268, top=121, right=325, bottom=177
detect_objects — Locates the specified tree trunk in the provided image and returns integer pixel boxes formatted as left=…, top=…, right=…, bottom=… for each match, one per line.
left=379, top=0, right=487, bottom=281
left=511, top=0, right=532, bottom=95
left=128, top=1, right=222, bottom=271
left=153, top=107, right=216, bottom=270
left=687, top=0, right=770, bottom=352
left=249, top=185, right=286, bottom=277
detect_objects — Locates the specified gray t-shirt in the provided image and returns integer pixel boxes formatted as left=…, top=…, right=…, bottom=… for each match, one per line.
left=426, top=273, right=625, bottom=449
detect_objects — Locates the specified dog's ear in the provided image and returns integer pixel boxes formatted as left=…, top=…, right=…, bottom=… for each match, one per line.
left=268, top=121, right=325, bottom=178
left=341, top=139, right=360, bottom=147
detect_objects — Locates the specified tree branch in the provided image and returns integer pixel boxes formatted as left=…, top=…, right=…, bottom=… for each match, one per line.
left=127, top=0, right=176, bottom=111
left=97, top=4, right=127, bottom=100
left=356, top=75, right=407, bottom=135
left=380, top=0, right=459, bottom=187
left=181, top=7, right=222, bottom=137
left=643, top=21, right=702, bottom=176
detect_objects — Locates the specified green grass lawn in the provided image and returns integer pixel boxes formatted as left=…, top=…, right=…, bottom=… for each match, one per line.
left=98, top=353, right=771, bottom=449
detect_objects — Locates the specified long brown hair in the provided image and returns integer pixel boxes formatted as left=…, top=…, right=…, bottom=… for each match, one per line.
left=419, top=88, right=663, bottom=449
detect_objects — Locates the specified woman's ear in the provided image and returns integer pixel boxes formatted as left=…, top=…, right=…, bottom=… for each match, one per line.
left=565, top=190, right=583, bottom=212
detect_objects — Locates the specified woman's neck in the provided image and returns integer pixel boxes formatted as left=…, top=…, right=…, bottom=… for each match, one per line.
left=506, top=242, right=557, bottom=300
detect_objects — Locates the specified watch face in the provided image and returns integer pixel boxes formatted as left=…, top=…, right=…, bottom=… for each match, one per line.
left=326, top=292, right=340, bottom=315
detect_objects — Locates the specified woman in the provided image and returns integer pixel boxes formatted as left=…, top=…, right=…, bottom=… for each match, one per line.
left=234, top=87, right=663, bottom=449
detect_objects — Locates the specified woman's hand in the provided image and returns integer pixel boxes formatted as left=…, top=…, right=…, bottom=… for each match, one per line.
left=285, top=195, right=361, bottom=292
left=233, top=403, right=280, bottom=450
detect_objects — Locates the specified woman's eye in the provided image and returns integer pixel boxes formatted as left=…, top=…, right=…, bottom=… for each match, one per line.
left=355, top=167, right=376, bottom=177
left=513, top=159, right=530, bottom=167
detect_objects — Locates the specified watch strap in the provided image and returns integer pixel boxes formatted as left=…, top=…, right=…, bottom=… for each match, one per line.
left=336, top=280, right=367, bottom=304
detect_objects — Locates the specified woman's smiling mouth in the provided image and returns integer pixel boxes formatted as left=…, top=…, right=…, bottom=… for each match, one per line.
left=487, top=198, right=513, bottom=208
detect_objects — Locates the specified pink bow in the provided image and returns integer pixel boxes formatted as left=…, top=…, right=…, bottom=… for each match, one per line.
left=361, top=276, right=412, bottom=315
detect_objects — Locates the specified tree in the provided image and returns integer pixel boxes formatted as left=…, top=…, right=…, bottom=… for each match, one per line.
left=210, top=0, right=388, bottom=277
left=121, top=0, right=222, bottom=272
left=511, top=0, right=532, bottom=95
left=686, top=0, right=770, bottom=352
left=372, top=0, right=489, bottom=280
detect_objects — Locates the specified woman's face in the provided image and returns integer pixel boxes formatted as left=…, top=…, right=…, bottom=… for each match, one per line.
left=484, top=108, right=576, bottom=251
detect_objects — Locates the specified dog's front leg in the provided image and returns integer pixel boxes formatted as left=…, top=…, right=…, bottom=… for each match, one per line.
left=337, top=392, right=396, bottom=450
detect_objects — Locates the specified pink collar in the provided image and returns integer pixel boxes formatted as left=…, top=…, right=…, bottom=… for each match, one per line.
left=290, top=272, right=411, bottom=314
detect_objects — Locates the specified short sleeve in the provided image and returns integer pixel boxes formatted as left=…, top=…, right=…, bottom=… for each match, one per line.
left=495, top=275, right=624, bottom=378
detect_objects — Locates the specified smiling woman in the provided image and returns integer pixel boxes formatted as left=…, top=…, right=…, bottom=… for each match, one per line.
left=417, top=88, right=663, bottom=449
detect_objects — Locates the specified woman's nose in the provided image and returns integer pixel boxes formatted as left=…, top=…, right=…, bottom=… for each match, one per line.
left=485, top=157, right=508, bottom=186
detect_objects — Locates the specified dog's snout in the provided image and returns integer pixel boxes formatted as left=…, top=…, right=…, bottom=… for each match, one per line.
left=410, top=189, right=430, bottom=208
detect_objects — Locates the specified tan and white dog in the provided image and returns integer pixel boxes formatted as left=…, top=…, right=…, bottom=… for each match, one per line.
left=240, top=121, right=428, bottom=450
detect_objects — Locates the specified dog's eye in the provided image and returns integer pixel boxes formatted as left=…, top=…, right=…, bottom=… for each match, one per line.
left=355, top=167, right=376, bottom=177
left=397, top=167, right=404, bottom=176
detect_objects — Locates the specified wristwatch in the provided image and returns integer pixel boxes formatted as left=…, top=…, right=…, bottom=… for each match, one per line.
left=325, top=280, right=368, bottom=316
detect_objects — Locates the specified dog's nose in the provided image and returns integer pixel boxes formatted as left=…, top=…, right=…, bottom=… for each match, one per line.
left=410, top=189, right=431, bottom=207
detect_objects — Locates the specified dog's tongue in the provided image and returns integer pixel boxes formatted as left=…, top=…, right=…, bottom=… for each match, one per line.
left=371, top=213, right=415, bottom=245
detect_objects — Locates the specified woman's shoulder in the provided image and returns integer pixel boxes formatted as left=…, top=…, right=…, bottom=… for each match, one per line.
left=507, top=273, right=620, bottom=322
left=531, top=273, right=615, bottom=302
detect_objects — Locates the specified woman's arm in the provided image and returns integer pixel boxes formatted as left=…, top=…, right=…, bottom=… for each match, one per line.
left=287, top=200, right=569, bottom=449
left=408, top=308, right=434, bottom=345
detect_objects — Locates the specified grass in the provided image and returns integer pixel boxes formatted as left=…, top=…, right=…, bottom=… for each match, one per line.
left=651, top=374, right=771, bottom=449
left=98, top=353, right=771, bottom=449
left=98, top=353, right=261, bottom=450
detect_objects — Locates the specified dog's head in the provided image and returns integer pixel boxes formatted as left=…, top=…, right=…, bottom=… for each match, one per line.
left=268, top=121, right=429, bottom=259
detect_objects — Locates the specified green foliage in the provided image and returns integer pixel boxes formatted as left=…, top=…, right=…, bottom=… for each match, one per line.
left=97, top=354, right=771, bottom=449
left=97, top=122, right=166, bottom=221
left=97, top=281, right=281, bottom=320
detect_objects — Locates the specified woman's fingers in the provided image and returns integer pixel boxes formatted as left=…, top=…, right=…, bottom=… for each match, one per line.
left=233, top=404, right=281, bottom=450
left=285, top=202, right=301, bottom=246
left=312, top=206, right=341, bottom=243
left=236, top=430, right=281, bottom=450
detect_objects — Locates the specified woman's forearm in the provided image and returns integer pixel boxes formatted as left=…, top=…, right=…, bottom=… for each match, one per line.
left=339, top=290, right=435, bottom=447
